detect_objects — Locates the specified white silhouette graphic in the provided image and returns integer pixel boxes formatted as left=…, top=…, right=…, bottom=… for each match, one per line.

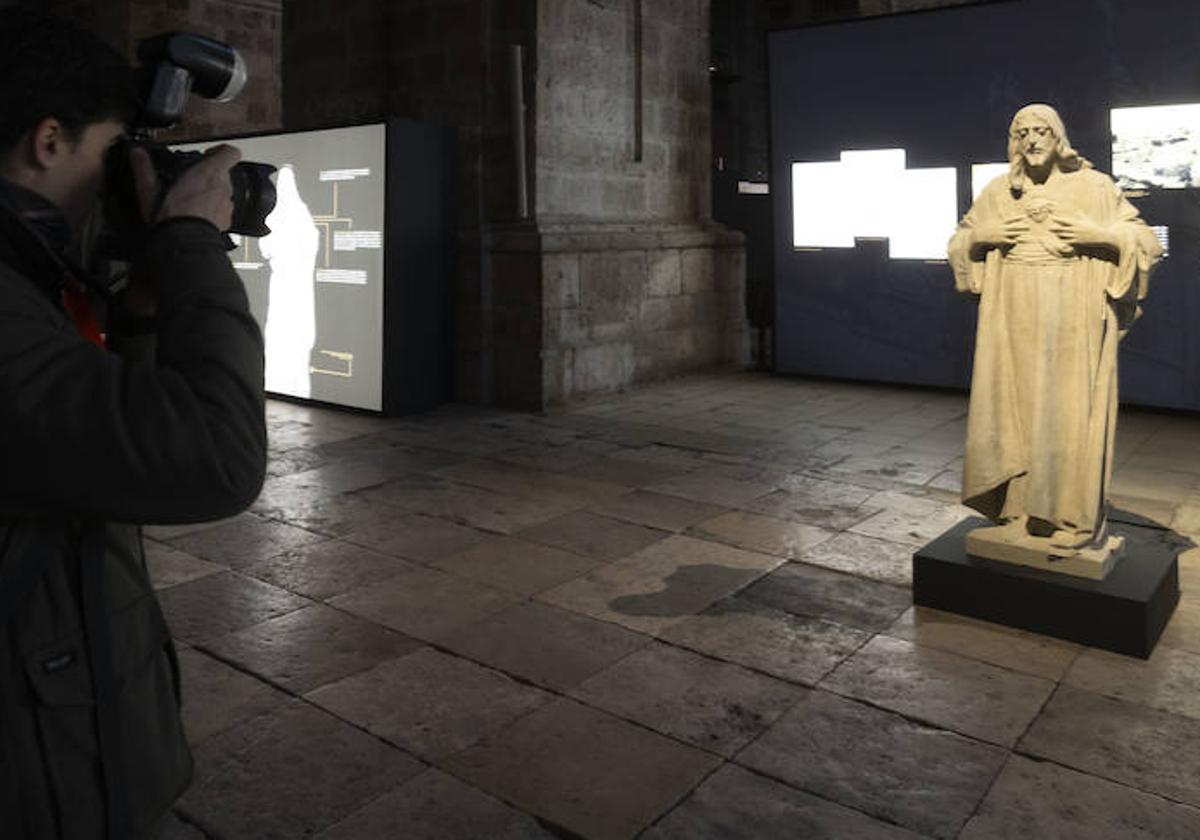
left=259, top=165, right=319, bottom=398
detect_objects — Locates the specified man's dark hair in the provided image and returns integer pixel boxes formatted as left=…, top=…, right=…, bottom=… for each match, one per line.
left=0, top=9, right=138, bottom=152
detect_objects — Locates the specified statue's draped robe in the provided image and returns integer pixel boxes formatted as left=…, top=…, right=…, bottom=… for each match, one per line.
left=948, top=168, right=1161, bottom=538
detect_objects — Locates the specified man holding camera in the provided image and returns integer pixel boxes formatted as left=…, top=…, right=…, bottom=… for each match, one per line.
left=0, top=11, right=266, bottom=839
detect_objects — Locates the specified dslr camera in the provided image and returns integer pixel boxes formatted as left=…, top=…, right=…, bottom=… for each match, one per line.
left=102, top=33, right=277, bottom=257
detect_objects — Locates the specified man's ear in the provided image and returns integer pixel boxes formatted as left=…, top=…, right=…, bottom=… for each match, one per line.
left=28, top=117, right=70, bottom=171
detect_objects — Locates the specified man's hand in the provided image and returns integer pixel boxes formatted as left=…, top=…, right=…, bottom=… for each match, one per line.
left=1049, top=213, right=1119, bottom=253
left=129, top=144, right=241, bottom=231
left=121, top=144, right=241, bottom=318
left=970, top=215, right=1029, bottom=254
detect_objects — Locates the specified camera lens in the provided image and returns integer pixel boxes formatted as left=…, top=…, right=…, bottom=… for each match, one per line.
left=229, top=162, right=277, bottom=237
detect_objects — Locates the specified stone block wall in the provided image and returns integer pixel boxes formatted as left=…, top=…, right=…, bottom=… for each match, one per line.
left=31, top=0, right=281, bottom=140
left=8, top=0, right=128, bottom=55
left=536, top=0, right=711, bottom=222
left=135, top=0, right=283, bottom=140
left=531, top=0, right=747, bottom=405
left=281, top=0, right=388, bottom=127
left=539, top=225, right=746, bottom=403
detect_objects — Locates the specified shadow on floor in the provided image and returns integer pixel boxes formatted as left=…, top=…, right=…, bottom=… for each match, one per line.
left=609, top=564, right=751, bottom=618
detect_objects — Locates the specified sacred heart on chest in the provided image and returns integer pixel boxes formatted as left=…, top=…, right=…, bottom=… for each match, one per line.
left=1024, top=199, right=1056, bottom=223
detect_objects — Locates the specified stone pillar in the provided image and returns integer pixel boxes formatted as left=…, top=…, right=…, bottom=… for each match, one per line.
left=533, top=0, right=747, bottom=405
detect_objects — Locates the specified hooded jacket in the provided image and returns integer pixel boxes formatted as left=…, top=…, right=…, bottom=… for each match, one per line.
left=0, top=180, right=267, bottom=840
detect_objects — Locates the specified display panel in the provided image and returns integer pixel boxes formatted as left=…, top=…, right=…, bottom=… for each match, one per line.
left=791, top=149, right=956, bottom=260
left=178, top=124, right=386, bottom=411
left=1112, top=103, right=1200, bottom=190
left=971, top=163, right=1009, bottom=200
left=770, top=0, right=1200, bottom=409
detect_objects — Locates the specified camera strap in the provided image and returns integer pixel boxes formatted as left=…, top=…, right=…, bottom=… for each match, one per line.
left=0, top=180, right=110, bottom=348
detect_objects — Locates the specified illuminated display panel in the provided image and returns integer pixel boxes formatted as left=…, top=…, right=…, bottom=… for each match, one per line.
left=1112, top=103, right=1200, bottom=190
left=178, top=125, right=386, bottom=411
left=791, top=149, right=957, bottom=260
left=971, top=163, right=1009, bottom=200
left=1151, top=225, right=1170, bottom=257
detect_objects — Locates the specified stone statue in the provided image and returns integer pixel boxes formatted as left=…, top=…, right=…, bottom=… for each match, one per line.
left=947, top=103, right=1163, bottom=578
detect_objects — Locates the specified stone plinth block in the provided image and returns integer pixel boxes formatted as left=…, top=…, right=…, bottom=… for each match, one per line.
left=965, top=522, right=1123, bottom=580
left=914, top=518, right=1179, bottom=658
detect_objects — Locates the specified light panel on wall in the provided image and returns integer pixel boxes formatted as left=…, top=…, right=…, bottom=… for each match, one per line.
left=1151, top=225, right=1170, bottom=257
left=791, top=148, right=957, bottom=260
left=971, top=162, right=1009, bottom=200
left=791, top=160, right=855, bottom=248
left=1112, top=103, right=1200, bottom=190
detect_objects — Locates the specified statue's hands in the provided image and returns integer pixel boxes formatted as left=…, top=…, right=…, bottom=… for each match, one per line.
left=969, top=215, right=1028, bottom=256
left=1049, top=213, right=1119, bottom=253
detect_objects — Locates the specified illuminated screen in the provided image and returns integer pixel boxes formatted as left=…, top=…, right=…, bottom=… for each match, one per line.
left=791, top=149, right=957, bottom=260
left=1151, top=225, right=1170, bottom=257
left=971, top=163, right=1009, bottom=200
left=1112, top=103, right=1200, bottom=190
left=178, top=124, right=386, bottom=411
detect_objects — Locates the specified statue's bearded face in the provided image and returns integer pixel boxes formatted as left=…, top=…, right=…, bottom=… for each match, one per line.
left=1014, top=120, right=1057, bottom=170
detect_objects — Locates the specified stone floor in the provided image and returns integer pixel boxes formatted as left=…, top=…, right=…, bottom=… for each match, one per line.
left=150, top=372, right=1200, bottom=840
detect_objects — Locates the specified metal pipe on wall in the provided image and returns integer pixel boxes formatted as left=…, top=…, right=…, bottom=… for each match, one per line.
left=510, top=43, right=530, bottom=220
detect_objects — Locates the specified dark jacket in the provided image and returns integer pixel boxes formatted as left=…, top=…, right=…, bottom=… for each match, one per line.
left=0, top=185, right=267, bottom=840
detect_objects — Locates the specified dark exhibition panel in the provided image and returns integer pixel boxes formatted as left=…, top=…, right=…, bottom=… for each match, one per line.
left=383, top=119, right=457, bottom=416
left=178, top=119, right=454, bottom=416
left=769, top=0, right=1200, bottom=410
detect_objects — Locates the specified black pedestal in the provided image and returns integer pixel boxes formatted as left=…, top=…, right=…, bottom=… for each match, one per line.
left=913, top=518, right=1180, bottom=658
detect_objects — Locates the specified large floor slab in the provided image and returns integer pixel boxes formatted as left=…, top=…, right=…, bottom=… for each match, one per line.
left=202, top=603, right=421, bottom=693
left=659, top=596, right=870, bottom=685
left=538, top=534, right=784, bottom=635
left=586, top=489, right=732, bottom=532
left=440, top=601, right=651, bottom=691
left=960, top=755, right=1200, bottom=840
left=1063, top=643, right=1200, bottom=720
left=888, top=606, right=1081, bottom=681
left=643, top=764, right=926, bottom=840
left=157, top=571, right=310, bottom=644
left=822, top=636, right=1055, bottom=747
left=306, top=647, right=554, bottom=760
left=328, top=566, right=518, bottom=641
left=741, top=687, right=1005, bottom=838
left=1020, top=684, right=1200, bottom=807
left=571, top=641, right=804, bottom=757
left=739, top=561, right=911, bottom=632
left=314, top=769, right=556, bottom=839
left=180, top=701, right=423, bottom=839
left=441, top=699, right=721, bottom=840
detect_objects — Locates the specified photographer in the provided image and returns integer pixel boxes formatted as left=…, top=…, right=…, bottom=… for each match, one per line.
left=0, top=10, right=266, bottom=840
